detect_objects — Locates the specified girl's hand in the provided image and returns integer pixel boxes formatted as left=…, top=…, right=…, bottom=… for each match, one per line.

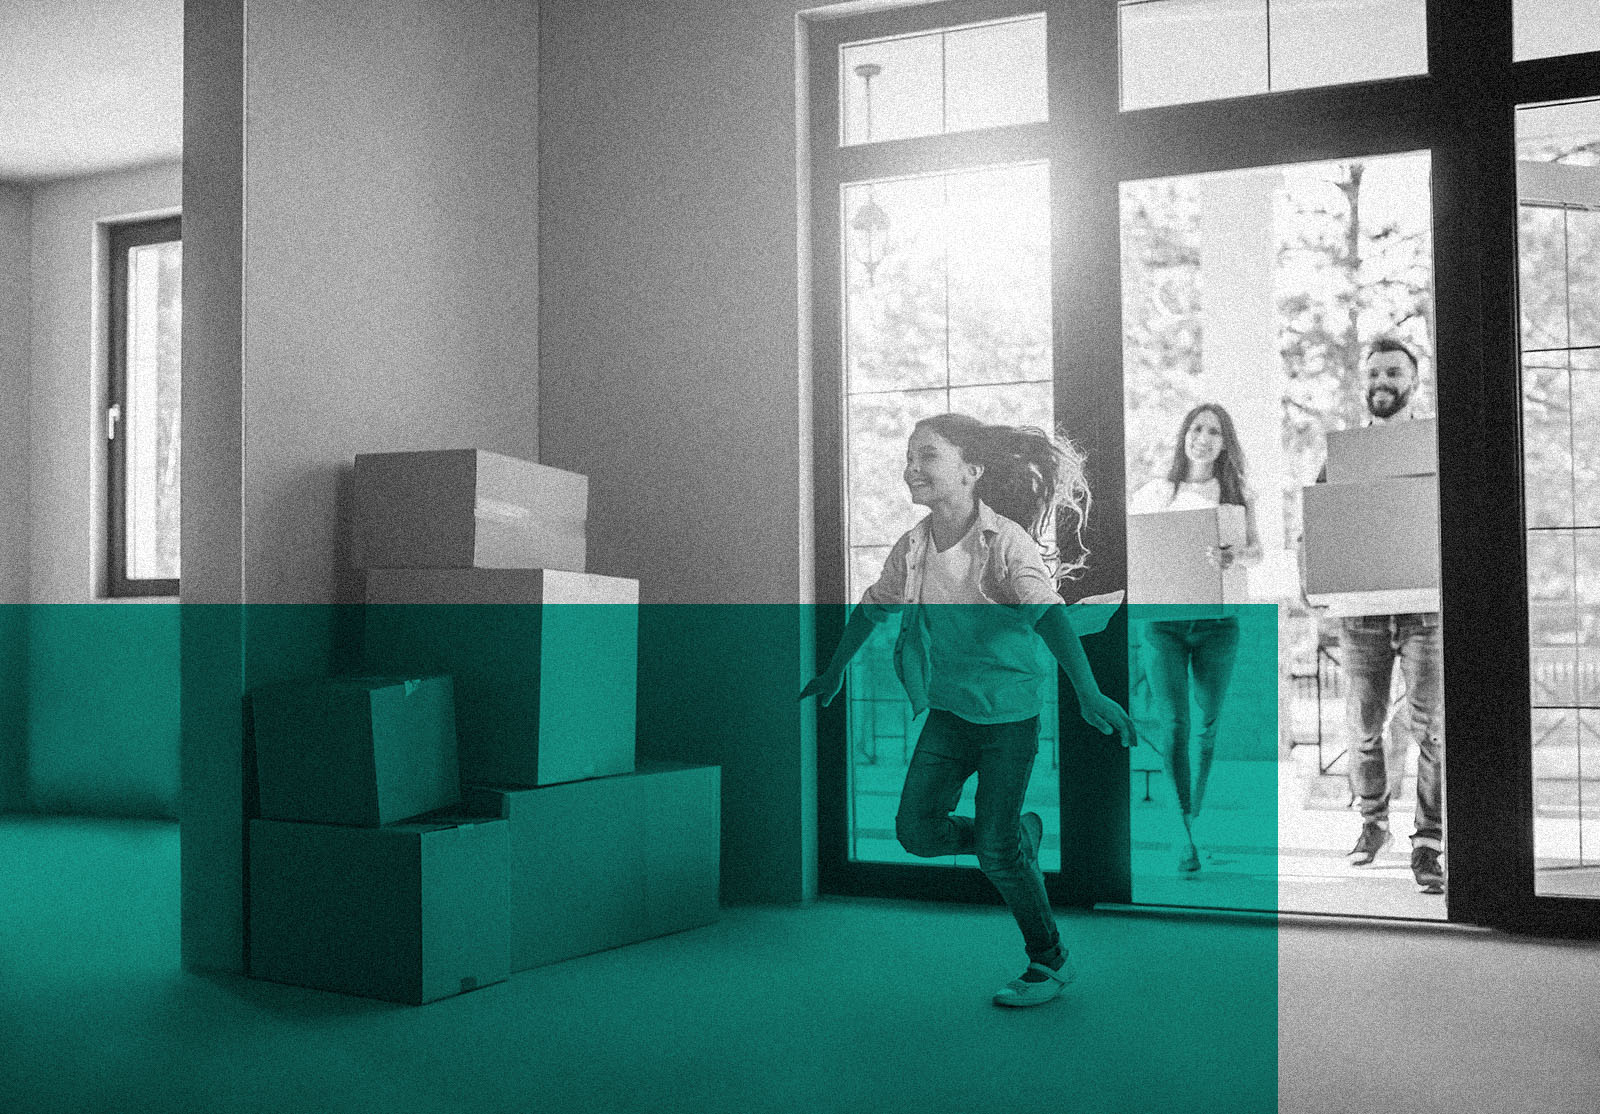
left=799, top=667, right=845, bottom=707
left=1079, top=690, right=1137, bottom=750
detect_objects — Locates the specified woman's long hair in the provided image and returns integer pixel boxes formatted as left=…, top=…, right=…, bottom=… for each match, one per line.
left=913, top=412, right=1091, bottom=583
left=1162, top=403, right=1248, bottom=507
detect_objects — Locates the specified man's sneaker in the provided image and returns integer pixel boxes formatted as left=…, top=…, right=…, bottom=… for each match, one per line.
left=1411, top=846, right=1445, bottom=894
left=1348, top=822, right=1392, bottom=866
left=1020, top=811, right=1043, bottom=871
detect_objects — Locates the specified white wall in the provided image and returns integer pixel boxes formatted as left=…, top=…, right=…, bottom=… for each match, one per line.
left=241, top=0, right=540, bottom=610
left=19, top=163, right=183, bottom=819
left=28, top=162, right=181, bottom=604
left=0, top=184, right=29, bottom=606
left=0, top=184, right=30, bottom=812
left=182, top=0, right=541, bottom=971
left=540, top=0, right=819, bottom=903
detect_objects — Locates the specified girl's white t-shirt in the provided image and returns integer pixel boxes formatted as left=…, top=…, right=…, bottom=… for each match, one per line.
left=1129, top=477, right=1222, bottom=514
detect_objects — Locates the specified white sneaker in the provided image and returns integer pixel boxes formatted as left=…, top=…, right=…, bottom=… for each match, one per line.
left=992, top=956, right=1077, bottom=1008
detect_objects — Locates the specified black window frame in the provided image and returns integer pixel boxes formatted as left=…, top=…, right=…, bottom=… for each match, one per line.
left=106, top=214, right=182, bottom=599
left=808, top=0, right=1600, bottom=937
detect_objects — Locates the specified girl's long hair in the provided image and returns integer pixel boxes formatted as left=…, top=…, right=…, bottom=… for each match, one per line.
left=913, top=412, right=1091, bottom=583
left=1163, top=403, right=1249, bottom=507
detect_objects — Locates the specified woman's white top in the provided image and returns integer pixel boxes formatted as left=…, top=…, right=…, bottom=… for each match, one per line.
left=1129, top=477, right=1222, bottom=514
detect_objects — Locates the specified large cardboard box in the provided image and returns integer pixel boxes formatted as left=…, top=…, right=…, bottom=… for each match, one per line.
left=1324, top=419, right=1437, bottom=484
left=1303, top=475, right=1441, bottom=616
left=463, top=762, right=720, bottom=971
left=250, top=675, right=460, bottom=827
left=362, top=568, right=638, bottom=787
left=248, top=816, right=510, bottom=1004
left=1126, top=505, right=1249, bottom=620
left=352, top=449, right=587, bottom=572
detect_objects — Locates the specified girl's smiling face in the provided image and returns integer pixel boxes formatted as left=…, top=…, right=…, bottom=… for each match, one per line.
left=905, top=426, right=981, bottom=508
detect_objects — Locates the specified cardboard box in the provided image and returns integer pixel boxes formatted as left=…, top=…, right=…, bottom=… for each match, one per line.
left=1126, top=505, right=1249, bottom=620
left=352, top=449, right=587, bottom=572
left=1324, top=419, right=1437, bottom=483
left=362, top=568, right=638, bottom=787
left=250, top=675, right=460, bottom=827
left=248, top=815, right=510, bottom=1005
left=1303, top=475, right=1441, bottom=616
left=463, top=762, right=720, bottom=971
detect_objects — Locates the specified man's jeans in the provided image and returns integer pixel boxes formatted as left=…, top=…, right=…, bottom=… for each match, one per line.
left=1140, top=618, right=1241, bottom=818
left=1340, top=613, right=1445, bottom=850
left=896, top=710, right=1062, bottom=967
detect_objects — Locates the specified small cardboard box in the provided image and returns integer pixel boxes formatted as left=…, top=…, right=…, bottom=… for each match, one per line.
left=463, top=761, right=720, bottom=972
left=363, top=568, right=638, bottom=787
left=1126, top=505, right=1249, bottom=620
left=1324, top=419, right=1437, bottom=484
left=1303, top=475, right=1441, bottom=616
left=250, top=675, right=460, bottom=827
left=248, top=815, right=510, bottom=1005
left=352, top=449, right=587, bottom=572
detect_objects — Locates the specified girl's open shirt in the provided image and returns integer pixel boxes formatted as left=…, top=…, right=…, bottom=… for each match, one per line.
left=854, top=501, right=1119, bottom=716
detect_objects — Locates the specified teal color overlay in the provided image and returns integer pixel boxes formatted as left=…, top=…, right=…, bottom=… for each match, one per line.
left=22, top=604, right=180, bottom=817
left=1128, top=604, right=1279, bottom=913
left=3, top=600, right=1275, bottom=1110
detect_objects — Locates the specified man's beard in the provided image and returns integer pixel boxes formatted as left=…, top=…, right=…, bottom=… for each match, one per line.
left=1367, top=384, right=1412, bottom=419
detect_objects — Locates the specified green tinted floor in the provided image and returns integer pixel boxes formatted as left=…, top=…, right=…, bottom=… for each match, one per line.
left=2, top=816, right=1598, bottom=1113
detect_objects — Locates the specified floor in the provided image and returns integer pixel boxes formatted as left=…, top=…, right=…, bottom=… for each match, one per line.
left=851, top=745, right=1451, bottom=919
left=4, top=816, right=1600, bottom=1114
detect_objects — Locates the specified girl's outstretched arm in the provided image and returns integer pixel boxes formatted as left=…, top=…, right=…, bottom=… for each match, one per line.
left=1034, top=604, right=1137, bottom=749
left=801, top=534, right=910, bottom=706
left=799, top=604, right=884, bottom=706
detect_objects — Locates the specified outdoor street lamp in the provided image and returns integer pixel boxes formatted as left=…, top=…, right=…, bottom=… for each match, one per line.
left=850, top=61, right=889, bottom=284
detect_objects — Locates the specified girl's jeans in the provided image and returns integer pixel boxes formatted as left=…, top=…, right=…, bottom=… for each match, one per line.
left=895, top=710, right=1062, bottom=967
left=1140, top=617, right=1241, bottom=818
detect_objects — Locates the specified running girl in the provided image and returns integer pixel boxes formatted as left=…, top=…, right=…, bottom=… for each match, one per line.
left=801, top=413, right=1135, bottom=1008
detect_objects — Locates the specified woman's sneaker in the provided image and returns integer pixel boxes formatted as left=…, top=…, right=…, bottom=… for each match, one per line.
left=1348, top=821, right=1392, bottom=866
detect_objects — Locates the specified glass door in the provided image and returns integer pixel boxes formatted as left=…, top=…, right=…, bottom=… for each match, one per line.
left=1118, top=151, right=1448, bottom=919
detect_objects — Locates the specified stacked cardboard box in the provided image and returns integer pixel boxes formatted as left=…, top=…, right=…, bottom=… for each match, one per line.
left=352, top=448, right=720, bottom=975
left=1303, top=420, right=1441, bottom=617
left=247, top=675, right=511, bottom=1004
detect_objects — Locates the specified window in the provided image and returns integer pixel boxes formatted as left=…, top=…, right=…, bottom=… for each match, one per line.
left=1515, top=0, right=1600, bottom=62
left=107, top=216, right=181, bottom=597
left=840, top=14, right=1047, bottom=146
left=1117, top=0, right=1428, bottom=110
left=1516, top=98, right=1600, bottom=897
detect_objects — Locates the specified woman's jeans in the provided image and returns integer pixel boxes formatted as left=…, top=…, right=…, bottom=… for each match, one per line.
left=896, top=710, right=1062, bottom=967
left=1140, top=618, right=1241, bottom=818
left=1340, top=612, right=1444, bottom=850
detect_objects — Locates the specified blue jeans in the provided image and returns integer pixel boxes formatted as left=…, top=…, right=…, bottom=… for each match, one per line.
left=1340, top=613, right=1444, bottom=850
left=1140, top=618, right=1241, bottom=818
left=895, top=710, right=1062, bottom=967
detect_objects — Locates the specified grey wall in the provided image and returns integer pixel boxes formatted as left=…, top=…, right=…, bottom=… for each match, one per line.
left=28, top=163, right=181, bottom=605
left=240, top=0, right=540, bottom=612
left=0, top=184, right=29, bottom=812
left=23, top=164, right=182, bottom=819
left=539, top=0, right=817, bottom=903
left=182, top=0, right=541, bottom=971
